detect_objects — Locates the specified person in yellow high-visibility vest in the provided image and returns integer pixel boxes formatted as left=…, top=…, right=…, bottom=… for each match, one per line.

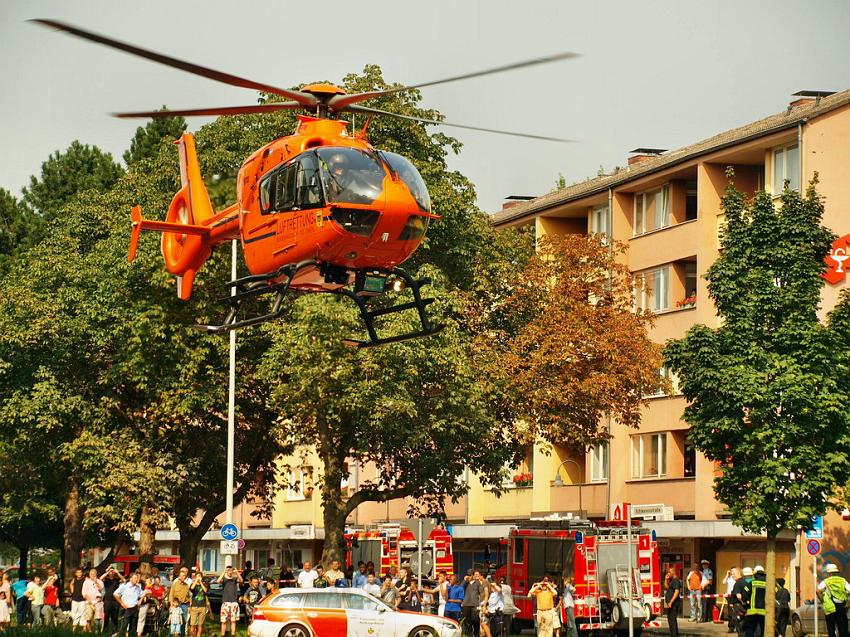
left=743, top=566, right=767, bottom=637
left=818, top=564, right=850, bottom=637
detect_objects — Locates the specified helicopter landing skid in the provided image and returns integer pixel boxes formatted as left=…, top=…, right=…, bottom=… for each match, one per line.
left=193, top=259, right=319, bottom=333
left=194, top=263, right=443, bottom=348
left=338, top=268, right=444, bottom=349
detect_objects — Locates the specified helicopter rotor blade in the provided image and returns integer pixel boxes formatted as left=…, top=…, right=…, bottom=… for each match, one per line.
left=328, top=50, right=580, bottom=112
left=113, top=102, right=305, bottom=119
left=31, top=19, right=319, bottom=109
left=344, top=105, right=575, bottom=143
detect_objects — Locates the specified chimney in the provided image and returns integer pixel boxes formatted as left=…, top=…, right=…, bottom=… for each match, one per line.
left=503, top=195, right=536, bottom=210
left=628, top=148, right=666, bottom=166
left=789, top=90, right=835, bottom=110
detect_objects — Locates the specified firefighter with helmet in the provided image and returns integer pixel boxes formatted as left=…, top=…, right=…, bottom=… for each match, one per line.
left=732, top=567, right=753, bottom=637
left=741, top=566, right=766, bottom=637
left=819, top=563, right=850, bottom=637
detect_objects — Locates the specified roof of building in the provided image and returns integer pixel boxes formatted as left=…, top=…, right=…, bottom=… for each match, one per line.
left=492, top=89, right=850, bottom=227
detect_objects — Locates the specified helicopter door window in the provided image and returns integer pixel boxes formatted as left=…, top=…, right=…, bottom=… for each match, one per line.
left=295, top=153, right=323, bottom=210
left=259, top=173, right=273, bottom=213
left=273, top=163, right=298, bottom=212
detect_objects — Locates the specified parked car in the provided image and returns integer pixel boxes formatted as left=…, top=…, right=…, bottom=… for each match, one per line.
left=791, top=600, right=850, bottom=637
left=248, top=587, right=460, bottom=637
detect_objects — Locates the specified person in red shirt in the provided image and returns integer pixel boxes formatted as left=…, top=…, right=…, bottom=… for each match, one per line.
left=42, top=569, right=60, bottom=626
left=147, top=577, right=166, bottom=603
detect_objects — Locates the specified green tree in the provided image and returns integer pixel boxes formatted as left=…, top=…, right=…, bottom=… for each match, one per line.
left=257, top=279, right=519, bottom=564
left=22, top=140, right=123, bottom=220
left=664, top=174, right=850, bottom=637
left=0, top=141, right=286, bottom=576
left=123, top=110, right=188, bottom=166
left=0, top=188, right=41, bottom=264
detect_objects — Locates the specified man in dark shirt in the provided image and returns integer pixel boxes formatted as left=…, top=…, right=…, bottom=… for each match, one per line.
left=241, top=576, right=265, bottom=621
left=462, top=570, right=484, bottom=637
left=665, top=568, right=683, bottom=637
left=69, top=568, right=87, bottom=629
left=217, top=565, right=243, bottom=637
left=732, top=568, right=753, bottom=637
left=775, top=578, right=791, bottom=637
left=102, top=566, right=124, bottom=633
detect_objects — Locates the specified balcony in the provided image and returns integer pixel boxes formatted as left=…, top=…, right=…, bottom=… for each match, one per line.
left=547, top=482, right=608, bottom=518
left=626, top=477, right=696, bottom=515
left=481, top=486, right=534, bottom=522
left=629, top=219, right=700, bottom=271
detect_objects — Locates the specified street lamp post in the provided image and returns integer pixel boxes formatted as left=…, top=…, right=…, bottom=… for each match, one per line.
left=552, top=459, right=584, bottom=518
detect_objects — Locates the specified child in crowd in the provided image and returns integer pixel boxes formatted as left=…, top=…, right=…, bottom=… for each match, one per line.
left=168, top=599, right=183, bottom=636
left=0, top=591, right=10, bottom=629
left=94, top=594, right=104, bottom=631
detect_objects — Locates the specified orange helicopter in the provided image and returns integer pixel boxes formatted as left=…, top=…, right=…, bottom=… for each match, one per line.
left=35, top=20, right=576, bottom=347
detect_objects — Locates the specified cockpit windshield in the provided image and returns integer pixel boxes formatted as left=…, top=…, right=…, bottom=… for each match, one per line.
left=317, top=147, right=386, bottom=206
left=380, top=152, right=431, bottom=213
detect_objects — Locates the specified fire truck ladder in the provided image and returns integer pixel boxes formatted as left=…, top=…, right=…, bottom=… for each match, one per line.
left=585, top=542, right=603, bottom=627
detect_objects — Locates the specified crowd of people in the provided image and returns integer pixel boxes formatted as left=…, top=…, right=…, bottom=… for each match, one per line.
left=0, top=563, right=270, bottom=636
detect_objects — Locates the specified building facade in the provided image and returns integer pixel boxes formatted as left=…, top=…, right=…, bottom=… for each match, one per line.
left=492, top=89, right=850, bottom=605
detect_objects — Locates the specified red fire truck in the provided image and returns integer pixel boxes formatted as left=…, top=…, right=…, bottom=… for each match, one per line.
left=345, top=523, right=453, bottom=579
left=495, top=518, right=661, bottom=636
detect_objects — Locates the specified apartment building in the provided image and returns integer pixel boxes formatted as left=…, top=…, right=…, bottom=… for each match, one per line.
left=139, top=90, right=850, bottom=604
left=491, top=89, right=850, bottom=603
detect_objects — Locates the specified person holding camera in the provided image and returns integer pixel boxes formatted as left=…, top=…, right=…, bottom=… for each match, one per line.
left=530, top=575, right=557, bottom=637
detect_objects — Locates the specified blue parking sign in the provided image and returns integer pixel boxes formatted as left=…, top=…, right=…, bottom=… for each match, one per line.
left=805, top=516, right=823, bottom=540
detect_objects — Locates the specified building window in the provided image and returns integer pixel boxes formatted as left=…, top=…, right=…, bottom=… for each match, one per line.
left=772, top=144, right=800, bottom=194
left=684, top=442, right=696, bottom=478
left=286, top=467, right=305, bottom=501
left=685, top=262, right=697, bottom=299
left=643, top=365, right=673, bottom=398
left=635, top=266, right=670, bottom=312
left=633, top=186, right=670, bottom=235
left=631, top=433, right=667, bottom=479
left=590, top=204, right=610, bottom=242
left=685, top=181, right=698, bottom=221
left=590, top=444, right=608, bottom=482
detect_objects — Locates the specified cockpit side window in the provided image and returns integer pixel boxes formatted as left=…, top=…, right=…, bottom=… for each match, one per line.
left=260, top=152, right=325, bottom=214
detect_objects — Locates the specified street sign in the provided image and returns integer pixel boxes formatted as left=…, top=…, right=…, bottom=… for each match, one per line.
left=220, top=523, right=239, bottom=541
left=237, top=539, right=246, bottom=550
left=221, top=540, right=239, bottom=555
left=410, top=519, right=436, bottom=543
left=807, top=539, right=822, bottom=556
left=806, top=516, right=824, bottom=539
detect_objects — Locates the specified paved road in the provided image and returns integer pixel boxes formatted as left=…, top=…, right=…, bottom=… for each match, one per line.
left=646, top=617, right=734, bottom=637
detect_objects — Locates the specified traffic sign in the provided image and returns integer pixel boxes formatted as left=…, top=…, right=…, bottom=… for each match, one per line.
left=237, top=539, right=246, bottom=550
left=221, top=540, right=239, bottom=555
left=806, top=516, right=824, bottom=539
left=807, top=539, right=822, bottom=556
left=220, top=523, right=239, bottom=541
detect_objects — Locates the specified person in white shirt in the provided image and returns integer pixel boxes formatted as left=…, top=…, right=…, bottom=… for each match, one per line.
left=362, top=573, right=382, bottom=598
left=297, top=562, right=319, bottom=588
left=562, top=578, right=577, bottom=637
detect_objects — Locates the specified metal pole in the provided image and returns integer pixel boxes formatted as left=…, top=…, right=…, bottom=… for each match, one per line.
left=814, top=553, right=818, bottom=637
left=225, top=239, right=237, bottom=568
left=623, top=502, right=635, bottom=637
left=417, top=518, right=423, bottom=591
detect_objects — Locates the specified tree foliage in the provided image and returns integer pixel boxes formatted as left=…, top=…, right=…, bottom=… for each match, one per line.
left=123, top=110, right=188, bottom=166
left=22, top=141, right=123, bottom=220
left=0, top=188, right=41, bottom=266
left=482, top=234, right=666, bottom=450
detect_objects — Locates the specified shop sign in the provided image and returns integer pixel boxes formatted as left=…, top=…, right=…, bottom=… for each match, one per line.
left=824, top=235, right=850, bottom=285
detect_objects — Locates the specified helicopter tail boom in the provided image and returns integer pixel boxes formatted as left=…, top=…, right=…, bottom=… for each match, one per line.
left=127, top=133, right=236, bottom=300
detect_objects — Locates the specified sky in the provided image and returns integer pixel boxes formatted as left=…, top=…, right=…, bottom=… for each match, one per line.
left=2, top=0, right=850, bottom=214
